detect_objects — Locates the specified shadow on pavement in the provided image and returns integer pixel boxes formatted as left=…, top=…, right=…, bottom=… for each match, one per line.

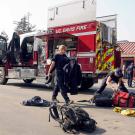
left=74, top=102, right=113, bottom=110
left=91, top=127, right=106, bottom=135
left=80, top=127, right=106, bottom=135
left=7, top=81, right=135, bottom=95
left=7, top=82, right=52, bottom=92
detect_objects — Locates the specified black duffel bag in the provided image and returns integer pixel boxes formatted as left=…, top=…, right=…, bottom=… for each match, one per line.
left=93, top=94, right=113, bottom=107
left=22, top=96, right=50, bottom=107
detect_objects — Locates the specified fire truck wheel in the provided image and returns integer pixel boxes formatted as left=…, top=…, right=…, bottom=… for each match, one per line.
left=80, top=77, right=94, bottom=90
left=0, top=67, right=8, bottom=85
left=23, top=79, right=34, bottom=84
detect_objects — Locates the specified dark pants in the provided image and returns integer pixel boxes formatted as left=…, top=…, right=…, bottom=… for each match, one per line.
left=96, top=79, right=128, bottom=94
left=52, top=70, right=69, bottom=102
left=127, top=74, right=133, bottom=87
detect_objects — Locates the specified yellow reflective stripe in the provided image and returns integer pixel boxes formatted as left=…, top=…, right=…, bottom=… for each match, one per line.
left=100, top=48, right=115, bottom=71
left=96, top=33, right=100, bottom=41
left=108, top=56, right=114, bottom=70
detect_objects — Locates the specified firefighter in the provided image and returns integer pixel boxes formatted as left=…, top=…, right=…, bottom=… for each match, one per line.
left=48, top=45, right=73, bottom=105
left=126, top=63, right=135, bottom=87
left=95, top=68, right=128, bottom=94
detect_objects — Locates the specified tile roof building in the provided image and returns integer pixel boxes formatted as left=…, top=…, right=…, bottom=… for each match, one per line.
left=118, top=41, right=135, bottom=57
left=118, top=41, right=135, bottom=77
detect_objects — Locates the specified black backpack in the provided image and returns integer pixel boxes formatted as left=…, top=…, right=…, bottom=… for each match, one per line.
left=49, top=103, right=97, bottom=133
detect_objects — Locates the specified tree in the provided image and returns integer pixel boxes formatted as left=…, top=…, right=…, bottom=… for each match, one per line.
left=1, top=31, right=9, bottom=40
left=14, top=13, right=36, bottom=34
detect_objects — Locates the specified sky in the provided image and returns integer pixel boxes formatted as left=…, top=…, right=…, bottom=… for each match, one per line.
left=0, top=0, right=135, bottom=41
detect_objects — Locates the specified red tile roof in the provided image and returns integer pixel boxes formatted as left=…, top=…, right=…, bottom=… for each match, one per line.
left=118, top=41, right=135, bottom=55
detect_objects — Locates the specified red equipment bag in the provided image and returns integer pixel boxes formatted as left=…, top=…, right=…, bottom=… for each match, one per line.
left=113, top=91, right=135, bottom=108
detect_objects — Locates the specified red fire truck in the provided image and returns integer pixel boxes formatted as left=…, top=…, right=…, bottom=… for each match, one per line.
left=0, top=0, right=121, bottom=89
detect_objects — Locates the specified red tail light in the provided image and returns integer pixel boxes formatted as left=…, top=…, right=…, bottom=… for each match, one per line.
left=33, top=51, right=38, bottom=65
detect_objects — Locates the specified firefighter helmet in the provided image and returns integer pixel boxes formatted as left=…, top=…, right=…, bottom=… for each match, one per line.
left=114, top=68, right=123, bottom=78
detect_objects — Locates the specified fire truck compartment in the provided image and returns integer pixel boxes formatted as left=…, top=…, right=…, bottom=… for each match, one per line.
left=47, top=33, right=78, bottom=59
left=8, top=68, right=36, bottom=79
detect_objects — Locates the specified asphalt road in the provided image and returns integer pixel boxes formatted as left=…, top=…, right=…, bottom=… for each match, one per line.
left=0, top=79, right=135, bottom=135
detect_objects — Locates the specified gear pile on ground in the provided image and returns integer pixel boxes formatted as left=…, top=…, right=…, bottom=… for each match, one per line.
left=113, top=107, right=135, bottom=117
left=49, top=102, right=97, bottom=133
left=22, top=96, right=50, bottom=107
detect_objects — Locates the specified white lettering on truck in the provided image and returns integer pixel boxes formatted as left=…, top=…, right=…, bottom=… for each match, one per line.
left=56, top=29, right=62, bottom=33
left=63, top=27, right=75, bottom=32
left=76, top=25, right=87, bottom=31
left=55, top=24, right=88, bottom=33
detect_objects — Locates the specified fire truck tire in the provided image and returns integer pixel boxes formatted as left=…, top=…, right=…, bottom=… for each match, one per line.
left=80, top=77, right=94, bottom=90
left=23, top=79, right=34, bottom=84
left=0, top=67, right=8, bottom=85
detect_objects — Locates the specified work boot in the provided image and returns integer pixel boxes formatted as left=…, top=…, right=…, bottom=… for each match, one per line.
left=91, top=92, right=101, bottom=103
left=66, top=100, right=74, bottom=105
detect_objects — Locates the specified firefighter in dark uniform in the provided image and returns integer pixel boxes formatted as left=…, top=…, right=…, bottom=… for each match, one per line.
left=126, top=63, right=135, bottom=87
left=95, top=68, right=129, bottom=94
left=48, top=45, right=73, bottom=105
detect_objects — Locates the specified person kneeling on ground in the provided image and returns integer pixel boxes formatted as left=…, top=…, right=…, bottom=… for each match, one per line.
left=95, top=68, right=129, bottom=95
